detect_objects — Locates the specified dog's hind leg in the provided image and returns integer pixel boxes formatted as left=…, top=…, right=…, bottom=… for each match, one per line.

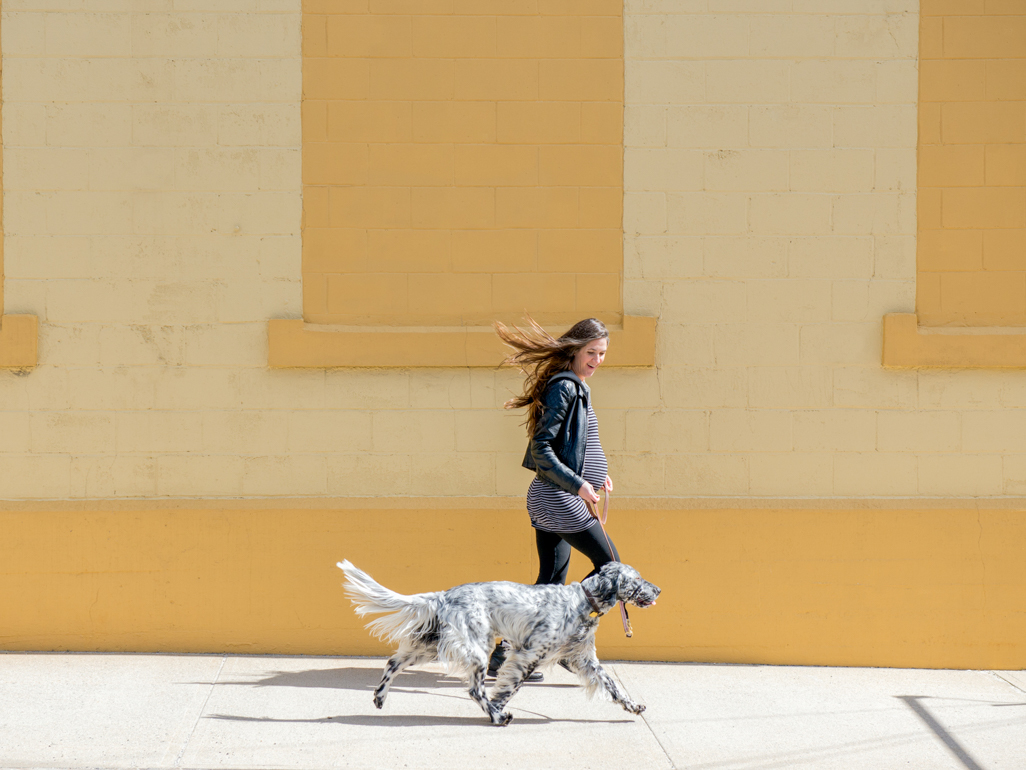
left=569, top=658, right=646, bottom=715
left=372, top=653, right=408, bottom=709
left=466, top=663, right=508, bottom=725
left=437, top=610, right=513, bottom=725
left=448, top=632, right=509, bottom=725
left=486, top=648, right=546, bottom=725
left=373, top=642, right=434, bottom=709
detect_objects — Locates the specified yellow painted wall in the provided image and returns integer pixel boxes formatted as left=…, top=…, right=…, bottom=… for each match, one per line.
left=918, top=1, right=1026, bottom=326
left=301, top=0, right=624, bottom=327
left=0, top=25, right=4, bottom=320
left=2, top=500, right=1024, bottom=670
left=2, top=0, right=1026, bottom=668
left=0, top=0, right=931, bottom=503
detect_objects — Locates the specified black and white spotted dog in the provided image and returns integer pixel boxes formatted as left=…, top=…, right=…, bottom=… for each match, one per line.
left=337, top=559, right=660, bottom=726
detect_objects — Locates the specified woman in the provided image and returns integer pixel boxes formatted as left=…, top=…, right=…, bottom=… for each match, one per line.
left=490, top=317, right=619, bottom=677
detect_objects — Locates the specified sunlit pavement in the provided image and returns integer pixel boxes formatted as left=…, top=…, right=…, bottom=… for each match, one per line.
left=1, top=654, right=1024, bottom=769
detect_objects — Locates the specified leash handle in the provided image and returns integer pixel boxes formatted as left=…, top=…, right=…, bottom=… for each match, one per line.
left=585, top=489, right=633, bottom=638
left=620, top=602, right=633, bottom=638
left=584, top=486, right=608, bottom=525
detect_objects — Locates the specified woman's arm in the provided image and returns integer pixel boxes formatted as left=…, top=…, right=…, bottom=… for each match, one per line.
left=529, top=380, right=586, bottom=495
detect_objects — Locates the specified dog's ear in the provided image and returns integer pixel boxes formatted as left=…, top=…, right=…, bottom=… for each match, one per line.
left=599, top=562, right=621, bottom=584
left=593, top=562, right=622, bottom=603
left=607, top=563, right=645, bottom=602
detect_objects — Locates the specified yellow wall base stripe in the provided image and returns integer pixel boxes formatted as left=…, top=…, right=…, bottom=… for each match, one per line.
left=2, top=503, right=1024, bottom=669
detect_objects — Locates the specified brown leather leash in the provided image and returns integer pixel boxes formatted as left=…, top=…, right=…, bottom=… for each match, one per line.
left=585, top=489, right=633, bottom=638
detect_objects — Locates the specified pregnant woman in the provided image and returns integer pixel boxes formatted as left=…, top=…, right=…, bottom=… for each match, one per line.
left=490, top=317, right=619, bottom=678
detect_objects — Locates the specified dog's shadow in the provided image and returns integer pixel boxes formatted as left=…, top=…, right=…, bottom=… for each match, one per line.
left=203, top=666, right=610, bottom=727
left=209, top=666, right=460, bottom=692
left=207, top=713, right=633, bottom=728
left=209, top=666, right=579, bottom=692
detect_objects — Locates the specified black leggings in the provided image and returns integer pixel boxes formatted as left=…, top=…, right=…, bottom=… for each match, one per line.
left=534, top=521, right=620, bottom=586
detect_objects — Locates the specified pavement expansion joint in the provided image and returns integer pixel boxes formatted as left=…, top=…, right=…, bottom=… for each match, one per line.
left=172, top=654, right=227, bottom=769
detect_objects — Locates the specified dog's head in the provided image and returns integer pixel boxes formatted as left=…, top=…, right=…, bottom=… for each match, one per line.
left=584, top=562, right=660, bottom=611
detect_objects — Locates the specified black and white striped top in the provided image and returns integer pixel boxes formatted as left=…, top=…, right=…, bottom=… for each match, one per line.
left=526, top=404, right=608, bottom=534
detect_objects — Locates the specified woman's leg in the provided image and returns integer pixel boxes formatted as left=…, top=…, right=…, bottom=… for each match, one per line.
left=536, top=522, right=620, bottom=674
left=559, top=520, right=620, bottom=580
left=489, top=527, right=567, bottom=679
left=535, top=528, right=573, bottom=585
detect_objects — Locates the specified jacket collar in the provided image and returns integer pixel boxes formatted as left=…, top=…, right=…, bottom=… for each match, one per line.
left=549, top=370, right=590, bottom=401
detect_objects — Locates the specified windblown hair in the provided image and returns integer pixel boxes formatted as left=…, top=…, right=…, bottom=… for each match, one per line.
left=494, top=315, right=609, bottom=436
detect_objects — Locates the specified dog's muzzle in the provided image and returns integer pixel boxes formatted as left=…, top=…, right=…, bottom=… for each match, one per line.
left=626, top=580, right=660, bottom=608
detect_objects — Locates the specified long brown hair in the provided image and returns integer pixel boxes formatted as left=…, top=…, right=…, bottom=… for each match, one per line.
left=494, top=315, right=609, bottom=435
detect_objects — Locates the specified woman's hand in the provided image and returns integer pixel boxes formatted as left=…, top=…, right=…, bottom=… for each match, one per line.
left=604, top=476, right=613, bottom=493
left=577, top=480, right=600, bottom=505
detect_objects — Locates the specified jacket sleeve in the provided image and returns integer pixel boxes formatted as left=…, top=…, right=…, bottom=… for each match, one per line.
left=529, top=380, right=585, bottom=495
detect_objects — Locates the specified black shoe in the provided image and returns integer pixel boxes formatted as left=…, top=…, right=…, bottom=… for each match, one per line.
left=487, top=669, right=544, bottom=682
left=486, top=641, right=507, bottom=677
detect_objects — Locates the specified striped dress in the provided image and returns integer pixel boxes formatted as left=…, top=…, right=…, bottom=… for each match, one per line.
left=526, top=404, right=608, bottom=534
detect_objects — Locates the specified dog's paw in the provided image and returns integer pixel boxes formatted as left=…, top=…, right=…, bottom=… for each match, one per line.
left=491, top=711, right=514, bottom=727
left=373, top=695, right=385, bottom=710
left=624, top=702, right=646, bottom=715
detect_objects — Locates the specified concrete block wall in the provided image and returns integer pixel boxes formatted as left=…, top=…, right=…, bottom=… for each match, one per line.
left=619, top=0, right=931, bottom=497
left=2, top=1, right=1026, bottom=500
left=0, top=0, right=307, bottom=497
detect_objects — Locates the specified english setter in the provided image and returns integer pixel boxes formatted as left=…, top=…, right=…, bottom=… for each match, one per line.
left=337, top=560, right=661, bottom=726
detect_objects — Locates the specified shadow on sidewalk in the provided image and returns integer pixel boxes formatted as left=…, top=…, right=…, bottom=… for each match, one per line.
left=202, top=666, right=581, bottom=692
left=205, top=713, right=633, bottom=728
left=206, top=666, right=460, bottom=691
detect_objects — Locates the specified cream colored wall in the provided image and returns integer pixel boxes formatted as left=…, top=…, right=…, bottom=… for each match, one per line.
left=620, top=1, right=923, bottom=497
left=0, top=0, right=571, bottom=500
left=1, top=1, right=1025, bottom=501
left=0, top=0, right=307, bottom=497
left=621, top=0, right=1026, bottom=499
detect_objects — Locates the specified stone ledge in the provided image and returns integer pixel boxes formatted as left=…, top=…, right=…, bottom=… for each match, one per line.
left=0, top=315, right=38, bottom=368
left=883, top=313, right=1026, bottom=368
left=268, top=315, right=656, bottom=368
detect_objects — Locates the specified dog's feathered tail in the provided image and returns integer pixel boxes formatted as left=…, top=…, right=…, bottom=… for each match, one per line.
left=337, top=560, right=439, bottom=645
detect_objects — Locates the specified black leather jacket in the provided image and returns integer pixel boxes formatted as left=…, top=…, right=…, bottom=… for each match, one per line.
left=522, top=370, right=590, bottom=494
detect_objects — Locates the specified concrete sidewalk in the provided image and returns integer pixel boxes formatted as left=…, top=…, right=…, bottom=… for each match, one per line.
left=1, top=654, right=1024, bottom=770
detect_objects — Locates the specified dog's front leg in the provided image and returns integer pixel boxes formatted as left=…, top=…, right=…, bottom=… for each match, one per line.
left=574, top=659, right=646, bottom=715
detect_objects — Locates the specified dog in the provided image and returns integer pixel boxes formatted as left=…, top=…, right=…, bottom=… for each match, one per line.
left=337, top=559, right=660, bottom=726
